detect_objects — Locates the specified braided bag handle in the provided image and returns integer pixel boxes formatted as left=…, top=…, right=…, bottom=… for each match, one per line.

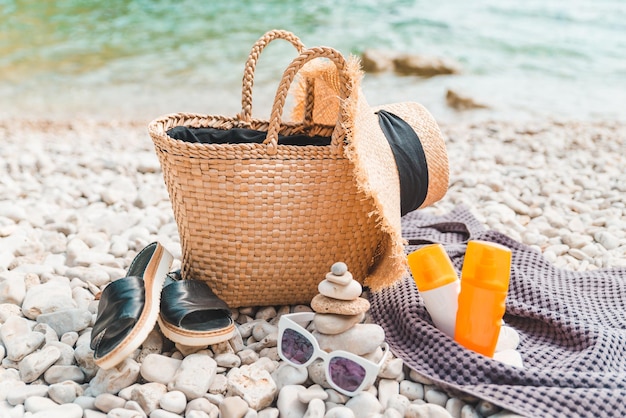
left=265, top=46, right=351, bottom=156
left=239, top=30, right=315, bottom=124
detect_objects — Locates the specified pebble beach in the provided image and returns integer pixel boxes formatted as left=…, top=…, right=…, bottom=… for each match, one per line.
left=1, top=116, right=624, bottom=418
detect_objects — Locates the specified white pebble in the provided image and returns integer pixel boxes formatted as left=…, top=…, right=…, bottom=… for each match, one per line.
left=424, top=388, right=448, bottom=407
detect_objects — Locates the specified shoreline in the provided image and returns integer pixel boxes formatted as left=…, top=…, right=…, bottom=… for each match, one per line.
left=1, top=116, right=625, bottom=417
left=2, top=68, right=625, bottom=128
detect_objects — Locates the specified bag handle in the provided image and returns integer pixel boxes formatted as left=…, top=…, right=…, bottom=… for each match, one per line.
left=239, top=30, right=306, bottom=123
left=265, top=46, right=351, bottom=156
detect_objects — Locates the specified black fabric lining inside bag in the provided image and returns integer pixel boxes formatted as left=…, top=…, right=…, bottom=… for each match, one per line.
left=167, top=126, right=331, bottom=146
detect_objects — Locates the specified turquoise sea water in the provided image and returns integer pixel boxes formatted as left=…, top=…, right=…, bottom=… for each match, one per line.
left=1, top=0, right=625, bottom=123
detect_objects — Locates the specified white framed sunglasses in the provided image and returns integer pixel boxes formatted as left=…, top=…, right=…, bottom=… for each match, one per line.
left=277, top=312, right=390, bottom=397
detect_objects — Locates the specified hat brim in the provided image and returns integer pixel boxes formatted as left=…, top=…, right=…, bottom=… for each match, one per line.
left=292, top=58, right=449, bottom=291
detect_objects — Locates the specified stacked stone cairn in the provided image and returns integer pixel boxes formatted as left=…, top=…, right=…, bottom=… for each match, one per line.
left=308, top=262, right=387, bottom=389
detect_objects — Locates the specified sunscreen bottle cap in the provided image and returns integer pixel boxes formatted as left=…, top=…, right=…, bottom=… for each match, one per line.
left=462, top=241, right=511, bottom=291
left=407, top=244, right=458, bottom=292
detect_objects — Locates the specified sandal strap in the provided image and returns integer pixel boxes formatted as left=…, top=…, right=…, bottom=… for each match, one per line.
left=160, top=280, right=231, bottom=327
left=90, top=276, right=145, bottom=351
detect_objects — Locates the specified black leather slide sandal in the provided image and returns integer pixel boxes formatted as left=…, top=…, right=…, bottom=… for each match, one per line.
left=157, top=271, right=236, bottom=346
left=90, top=242, right=173, bottom=369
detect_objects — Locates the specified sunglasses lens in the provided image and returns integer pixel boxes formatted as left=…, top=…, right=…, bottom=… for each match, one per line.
left=328, top=357, right=367, bottom=393
left=281, top=328, right=314, bottom=365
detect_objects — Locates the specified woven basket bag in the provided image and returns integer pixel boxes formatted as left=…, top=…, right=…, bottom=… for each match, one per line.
left=149, top=33, right=386, bottom=307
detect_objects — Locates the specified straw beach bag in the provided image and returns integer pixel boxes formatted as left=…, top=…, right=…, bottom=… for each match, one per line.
left=149, top=30, right=449, bottom=307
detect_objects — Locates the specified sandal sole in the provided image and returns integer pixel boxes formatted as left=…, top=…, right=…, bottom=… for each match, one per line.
left=157, top=315, right=237, bottom=346
left=94, top=243, right=173, bottom=369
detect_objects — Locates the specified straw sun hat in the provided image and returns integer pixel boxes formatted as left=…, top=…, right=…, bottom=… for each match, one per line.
left=292, top=56, right=450, bottom=291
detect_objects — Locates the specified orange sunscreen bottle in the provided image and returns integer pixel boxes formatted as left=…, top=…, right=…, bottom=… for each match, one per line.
left=407, top=244, right=460, bottom=338
left=454, top=240, right=512, bottom=357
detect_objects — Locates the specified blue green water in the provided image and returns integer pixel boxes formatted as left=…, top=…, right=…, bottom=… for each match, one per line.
left=1, top=0, right=625, bottom=122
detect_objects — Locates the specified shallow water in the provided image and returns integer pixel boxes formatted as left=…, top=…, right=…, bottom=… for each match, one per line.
left=1, top=0, right=625, bottom=123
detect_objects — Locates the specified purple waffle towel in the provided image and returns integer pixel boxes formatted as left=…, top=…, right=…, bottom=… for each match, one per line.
left=369, top=206, right=626, bottom=418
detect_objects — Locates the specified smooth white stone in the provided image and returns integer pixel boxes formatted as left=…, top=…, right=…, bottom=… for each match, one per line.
left=313, top=324, right=385, bottom=356
left=94, top=393, right=126, bottom=412
left=227, top=364, right=277, bottom=410
left=36, top=308, right=92, bottom=335
left=150, top=409, right=184, bottom=418
left=84, top=409, right=108, bottom=418
left=257, top=408, right=279, bottom=418
left=85, top=359, right=140, bottom=397
left=307, top=360, right=329, bottom=389
left=160, top=390, right=187, bottom=414
left=252, top=322, right=277, bottom=341
left=259, top=347, right=280, bottom=362
left=424, top=388, right=448, bottom=407
left=595, top=230, right=620, bottom=250
left=140, top=354, right=182, bottom=384
left=6, top=384, right=49, bottom=406
left=297, top=384, right=329, bottom=404
left=379, top=357, right=404, bottom=380
left=33, top=322, right=59, bottom=344
left=313, top=312, right=364, bottom=335
left=107, top=407, right=145, bottom=418
left=0, top=302, right=24, bottom=323
left=303, top=398, right=325, bottom=418
left=169, top=353, right=216, bottom=400
left=325, top=406, right=356, bottom=418
left=562, top=233, right=592, bottom=249
left=185, top=397, right=220, bottom=417
left=318, top=279, right=362, bottom=301
left=445, top=397, right=465, bottom=418
left=276, top=385, right=307, bottom=418
left=408, top=370, right=433, bottom=385
left=60, top=330, right=79, bottom=347
left=255, top=306, right=277, bottom=321
left=215, top=353, right=241, bottom=369
left=48, top=380, right=83, bottom=404
left=74, top=395, right=97, bottom=410
left=19, top=345, right=61, bottom=383
left=238, top=349, right=260, bottom=365
left=73, top=342, right=98, bottom=380
left=324, top=271, right=352, bottom=286
left=137, top=330, right=164, bottom=363
left=271, top=363, right=308, bottom=391
left=237, top=320, right=263, bottom=339
left=330, top=262, right=348, bottom=276
left=30, top=403, right=83, bottom=418
left=387, top=394, right=410, bottom=417
left=186, top=411, right=213, bottom=418
left=384, top=408, right=404, bottom=418
left=405, top=403, right=453, bottom=418
left=65, top=266, right=111, bottom=287
left=1, top=315, right=44, bottom=361
left=24, top=396, right=59, bottom=413
left=22, top=280, right=76, bottom=320
left=0, top=380, right=24, bottom=404
left=345, top=391, right=382, bottom=417
left=219, top=396, right=249, bottom=418
left=493, top=349, right=524, bottom=368
left=495, top=326, right=520, bottom=352
left=378, top=379, right=399, bottom=408
left=252, top=357, right=278, bottom=374
left=0, top=272, right=26, bottom=305
left=123, top=399, right=147, bottom=417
